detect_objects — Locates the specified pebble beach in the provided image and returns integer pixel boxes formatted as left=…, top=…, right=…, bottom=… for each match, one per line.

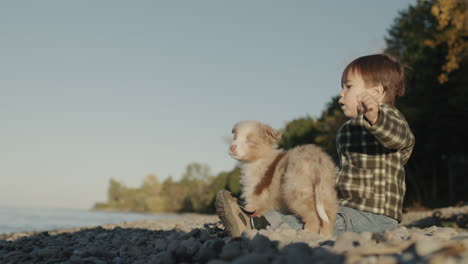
left=1, top=206, right=467, bottom=264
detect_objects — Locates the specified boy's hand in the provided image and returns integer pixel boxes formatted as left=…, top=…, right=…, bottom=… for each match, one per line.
left=356, top=92, right=379, bottom=125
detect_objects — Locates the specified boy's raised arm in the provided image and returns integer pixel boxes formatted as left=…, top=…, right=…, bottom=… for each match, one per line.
left=364, top=104, right=415, bottom=162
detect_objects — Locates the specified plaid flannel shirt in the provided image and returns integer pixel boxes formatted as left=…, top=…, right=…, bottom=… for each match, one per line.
left=336, top=103, right=415, bottom=221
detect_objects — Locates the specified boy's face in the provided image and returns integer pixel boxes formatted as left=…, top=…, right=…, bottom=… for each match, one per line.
left=339, top=70, right=371, bottom=119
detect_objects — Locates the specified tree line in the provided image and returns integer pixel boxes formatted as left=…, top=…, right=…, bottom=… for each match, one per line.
left=94, top=0, right=467, bottom=213
left=93, top=164, right=242, bottom=214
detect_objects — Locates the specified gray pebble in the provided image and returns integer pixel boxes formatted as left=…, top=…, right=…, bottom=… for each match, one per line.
left=280, top=228, right=297, bottom=237
left=432, top=227, right=457, bottom=240
left=378, top=255, right=398, bottom=264
left=199, top=229, right=211, bottom=242
left=149, top=251, right=176, bottom=264
left=69, top=255, right=83, bottom=264
left=425, top=226, right=438, bottom=232
left=154, top=238, right=168, bottom=251
left=248, top=234, right=272, bottom=253
left=0, top=240, right=10, bottom=248
left=207, top=260, right=230, bottom=264
left=112, top=256, right=122, bottom=264
left=400, top=251, right=415, bottom=262
left=187, top=228, right=200, bottom=238
left=271, top=256, right=288, bottom=264
left=126, top=246, right=143, bottom=258
left=82, top=257, right=107, bottom=264
left=450, top=235, right=468, bottom=241
left=359, top=231, right=373, bottom=241
left=166, top=239, right=180, bottom=253
left=36, top=247, right=60, bottom=258
left=393, top=226, right=410, bottom=240
left=3, top=250, right=25, bottom=260
left=266, top=232, right=283, bottom=242
left=196, top=238, right=224, bottom=262
left=383, top=229, right=403, bottom=244
left=220, top=241, right=242, bottom=260
left=282, top=242, right=316, bottom=263
left=180, top=237, right=202, bottom=255
left=414, top=238, right=443, bottom=256
left=96, top=232, right=108, bottom=240
left=232, top=253, right=270, bottom=264
left=333, top=232, right=363, bottom=252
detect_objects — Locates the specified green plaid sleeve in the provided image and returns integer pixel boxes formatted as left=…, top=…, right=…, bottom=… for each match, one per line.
left=364, top=104, right=415, bottom=163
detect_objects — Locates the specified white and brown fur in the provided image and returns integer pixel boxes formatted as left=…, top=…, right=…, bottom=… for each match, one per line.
left=229, top=120, right=338, bottom=237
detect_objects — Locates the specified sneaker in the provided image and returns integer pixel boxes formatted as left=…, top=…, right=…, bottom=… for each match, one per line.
left=215, top=190, right=252, bottom=237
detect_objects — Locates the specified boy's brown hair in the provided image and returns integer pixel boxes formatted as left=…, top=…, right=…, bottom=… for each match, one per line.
left=341, top=54, right=405, bottom=106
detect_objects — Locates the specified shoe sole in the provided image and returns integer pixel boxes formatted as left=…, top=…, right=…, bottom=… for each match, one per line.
left=215, top=191, right=243, bottom=237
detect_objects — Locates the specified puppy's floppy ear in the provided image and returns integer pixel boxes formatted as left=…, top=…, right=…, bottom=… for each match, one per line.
left=262, top=124, right=281, bottom=144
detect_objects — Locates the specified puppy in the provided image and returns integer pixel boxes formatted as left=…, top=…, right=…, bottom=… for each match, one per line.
left=229, top=120, right=338, bottom=236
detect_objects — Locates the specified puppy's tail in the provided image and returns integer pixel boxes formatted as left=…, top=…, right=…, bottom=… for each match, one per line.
left=315, top=184, right=330, bottom=224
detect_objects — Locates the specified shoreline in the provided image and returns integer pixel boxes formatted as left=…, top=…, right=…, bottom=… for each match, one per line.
left=1, top=207, right=467, bottom=263
left=0, top=212, right=206, bottom=241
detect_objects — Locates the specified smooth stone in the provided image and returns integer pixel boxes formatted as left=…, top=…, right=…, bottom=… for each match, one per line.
left=180, top=238, right=202, bottom=256
left=127, top=246, right=143, bottom=257
left=266, top=232, right=283, bottom=242
left=96, top=232, right=108, bottom=240
left=414, top=239, right=443, bottom=256
left=248, top=234, right=272, bottom=253
left=112, top=256, right=122, bottom=264
left=207, top=260, right=230, bottom=264
left=393, top=226, right=410, bottom=240
left=149, top=251, right=176, bottom=264
left=196, top=239, right=224, bottom=262
left=166, top=240, right=180, bottom=253
left=219, top=241, right=242, bottom=260
left=187, top=228, right=200, bottom=237
left=383, top=230, right=403, bottom=244
left=258, top=229, right=271, bottom=237
left=154, top=238, right=168, bottom=251
left=360, top=232, right=373, bottom=241
left=32, top=248, right=54, bottom=258
left=377, top=255, right=398, bottom=264
left=282, top=242, right=316, bottom=263
left=199, top=229, right=211, bottom=242
left=450, top=235, right=468, bottom=241
left=333, top=232, right=363, bottom=252
left=275, top=238, right=293, bottom=251
left=400, top=251, right=415, bottom=262
left=424, top=226, right=438, bottom=233
left=432, top=227, right=457, bottom=240
left=81, top=257, right=107, bottom=264
left=280, top=228, right=297, bottom=238
left=69, top=255, right=83, bottom=264
left=232, top=253, right=270, bottom=264
left=0, top=240, right=10, bottom=248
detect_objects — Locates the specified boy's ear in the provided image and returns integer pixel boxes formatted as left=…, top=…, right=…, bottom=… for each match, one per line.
left=372, top=84, right=385, bottom=102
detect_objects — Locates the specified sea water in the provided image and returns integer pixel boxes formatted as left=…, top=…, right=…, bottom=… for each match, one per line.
left=0, top=207, right=174, bottom=234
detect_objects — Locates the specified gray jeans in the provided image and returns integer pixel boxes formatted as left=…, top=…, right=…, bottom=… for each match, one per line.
left=262, top=206, right=398, bottom=236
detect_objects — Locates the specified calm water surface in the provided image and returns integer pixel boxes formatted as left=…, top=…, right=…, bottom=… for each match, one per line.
left=0, top=207, right=175, bottom=234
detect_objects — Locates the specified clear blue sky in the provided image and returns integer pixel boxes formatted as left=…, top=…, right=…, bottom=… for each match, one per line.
left=0, top=1, right=415, bottom=209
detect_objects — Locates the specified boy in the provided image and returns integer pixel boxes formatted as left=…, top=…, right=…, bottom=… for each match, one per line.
left=216, top=54, right=415, bottom=236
